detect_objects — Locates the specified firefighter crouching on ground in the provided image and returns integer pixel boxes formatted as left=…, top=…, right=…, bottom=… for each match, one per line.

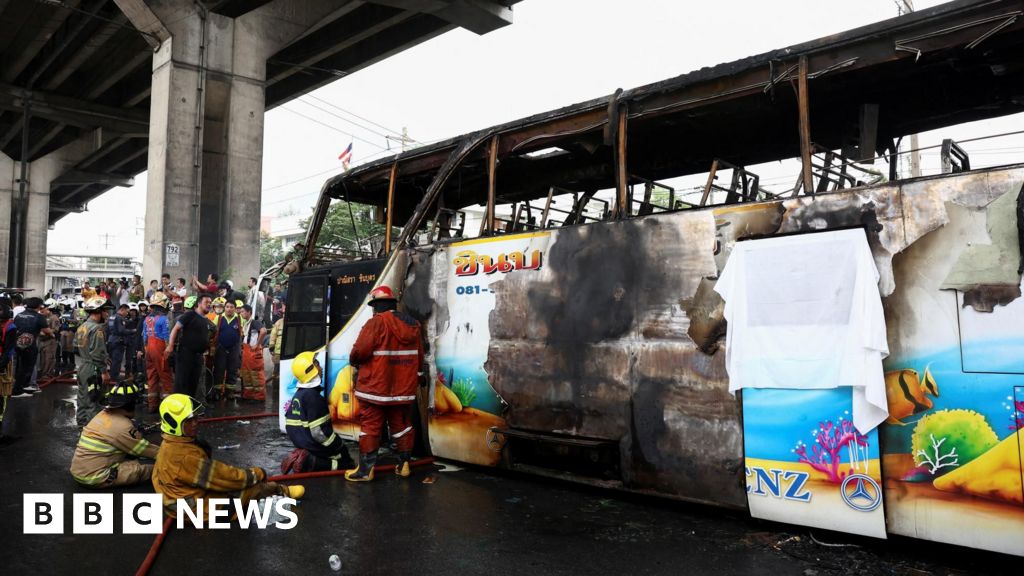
left=345, top=286, right=425, bottom=482
left=153, top=394, right=305, bottom=519
left=76, top=297, right=114, bottom=427
left=70, top=382, right=159, bottom=487
left=142, top=293, right=173, bottom=413
left=281, top=352, right=356, bottom=473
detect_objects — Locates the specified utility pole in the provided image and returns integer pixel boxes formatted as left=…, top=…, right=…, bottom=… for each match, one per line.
left=386, top=127, right=414, bottom=152
left=895, top=0, right=922, bottom=177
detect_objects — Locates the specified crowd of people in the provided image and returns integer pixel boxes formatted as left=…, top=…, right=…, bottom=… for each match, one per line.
left=3, top=270, right=428, bottom=524
left=0, top=273, right=289, bottom=439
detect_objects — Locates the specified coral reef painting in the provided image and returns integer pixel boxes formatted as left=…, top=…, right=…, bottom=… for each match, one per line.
left=793, top=415, right=870, bottom=483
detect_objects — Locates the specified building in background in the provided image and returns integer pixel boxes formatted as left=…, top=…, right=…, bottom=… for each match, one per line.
left=44, top=254, right=140, bottom=294
left=266, top=213, right=307, bottom=252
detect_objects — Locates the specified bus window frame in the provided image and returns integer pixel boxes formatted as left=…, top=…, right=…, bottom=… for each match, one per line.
left=280, top=272, right=330, bottom=362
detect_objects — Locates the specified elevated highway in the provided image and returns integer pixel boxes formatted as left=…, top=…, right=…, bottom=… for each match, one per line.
left=0, top=0, right=517, bottom=290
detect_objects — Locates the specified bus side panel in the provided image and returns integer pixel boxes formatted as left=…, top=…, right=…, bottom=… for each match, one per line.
left=413, top=213, right=750, bottom=508
left=881, top=174, right=1024, bottom=556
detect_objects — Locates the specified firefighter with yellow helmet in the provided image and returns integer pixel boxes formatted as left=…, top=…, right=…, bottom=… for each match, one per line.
left=70, top=382, right=158, bottom=487
left=281, top=351, right=355, bottom=473
left=152, top=394, right=305, bottom=520
left=75, top=296, right=114, bottom=427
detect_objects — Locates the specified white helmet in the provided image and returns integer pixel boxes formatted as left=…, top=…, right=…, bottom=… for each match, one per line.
left=44, top=298, right=58, bottom=309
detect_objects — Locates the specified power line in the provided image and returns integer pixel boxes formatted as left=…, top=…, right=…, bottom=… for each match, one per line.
left=279, top=106, right=390, bottom=152
left=296, top=98, right=392, bottom=141
left=263, top=165, right=341, bottom=192
left=307, top=94, right=424, bottom=145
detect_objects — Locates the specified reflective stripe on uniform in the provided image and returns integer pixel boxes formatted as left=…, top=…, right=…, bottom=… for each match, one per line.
left=372, top=350, right=418, bottom=356
left=130, top=438, right=151, bottom=456
left=72, top=468, right=111, bottom=485
left=391, top=426, right=413, bottom=438
left=71, top=462, right=119, bottom=486
left=286, top=414, right=331, bottom=428
left=354, top=390, right=416, bottom=403
left=78, top=435, right=118, bottom=454
left=194, top=459, right=213, bottom=489
left=320, top=432, right=338, bottom=447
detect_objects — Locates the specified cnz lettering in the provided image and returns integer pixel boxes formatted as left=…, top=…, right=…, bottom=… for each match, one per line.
left=453, top=249, right=543, bottom=276
left=745, top=467, right=812, bottom=502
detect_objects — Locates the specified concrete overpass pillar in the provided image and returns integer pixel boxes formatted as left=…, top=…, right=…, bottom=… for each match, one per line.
left=133, top=0, right=341, bottom=285
left=0, top=153, right=13, bottom=285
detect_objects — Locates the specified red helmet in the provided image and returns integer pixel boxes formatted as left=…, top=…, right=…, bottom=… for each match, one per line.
left=368, top=286, right=397, bottom=303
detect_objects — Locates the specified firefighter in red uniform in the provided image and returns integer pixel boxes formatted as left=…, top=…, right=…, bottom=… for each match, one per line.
left=345, top=286, right=424, bottom=481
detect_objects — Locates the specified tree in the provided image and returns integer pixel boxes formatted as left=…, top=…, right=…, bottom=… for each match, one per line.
left=259, top=231, right=284, bottom=271
left=299, top=200, right=388, bottom=256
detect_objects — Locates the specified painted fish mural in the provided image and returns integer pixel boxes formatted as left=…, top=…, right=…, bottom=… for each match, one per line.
left=884, top=366, right=939, bottom=425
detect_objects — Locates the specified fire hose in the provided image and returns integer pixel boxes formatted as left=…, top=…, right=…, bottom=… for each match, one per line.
left=133, top=410, right=434, bottom=576
left=38, top=369, right=77, bottom=388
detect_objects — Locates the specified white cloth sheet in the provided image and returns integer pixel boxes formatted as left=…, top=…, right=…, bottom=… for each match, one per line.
left=714, top=228, right=889, bottom=433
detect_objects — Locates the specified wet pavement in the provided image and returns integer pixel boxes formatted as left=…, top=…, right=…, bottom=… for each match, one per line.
left=1, top=382, right=1020, bottom=575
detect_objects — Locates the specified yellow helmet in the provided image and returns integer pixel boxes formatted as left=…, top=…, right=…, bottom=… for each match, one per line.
left=104, top=382, right=140, bottom=409
left=291, top=351, right=321, bottom=385
left=212, top=297, right=227, bottom=307
left=159, top=394, right=205, bottom=436
left=83, top=296, right=112, bottom=312
left=148, top=292, right=169, bottom=309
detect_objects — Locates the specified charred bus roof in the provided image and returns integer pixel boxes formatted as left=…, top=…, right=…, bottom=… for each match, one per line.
left=305, top=0, right=1024, bottom=255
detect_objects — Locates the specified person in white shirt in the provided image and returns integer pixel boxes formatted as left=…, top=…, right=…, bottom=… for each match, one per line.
left=118, top=280, right=132, bottom=307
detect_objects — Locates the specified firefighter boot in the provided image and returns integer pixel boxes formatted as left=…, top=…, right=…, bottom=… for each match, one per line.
left=395, top=451, right=412, bottom=478
left=344, top=450, right=377, bottom=482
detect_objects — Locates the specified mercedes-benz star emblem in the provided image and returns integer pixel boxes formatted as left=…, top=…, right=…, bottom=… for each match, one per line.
left=840, top=473, right=882, bottom=512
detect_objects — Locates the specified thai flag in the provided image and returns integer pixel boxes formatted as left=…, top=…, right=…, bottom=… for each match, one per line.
left=338, top=142, right=353, bottom=170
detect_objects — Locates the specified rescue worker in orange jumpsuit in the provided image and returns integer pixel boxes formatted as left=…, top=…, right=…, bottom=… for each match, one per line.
left=238, top=304, right=267, bottom=402
left=345, top=286, right=425, bottom=481
left=142, top=293, right=173, bottom=413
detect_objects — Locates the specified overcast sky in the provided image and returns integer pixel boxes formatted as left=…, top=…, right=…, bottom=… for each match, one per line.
left=47, top=0, right=1024, bottom=260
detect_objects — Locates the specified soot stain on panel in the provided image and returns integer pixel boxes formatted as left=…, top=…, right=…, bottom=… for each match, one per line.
left=682, top=203, right=784, bottom=354
left=490, top=219, right=681, bottom=435
left=402, top=249, right=436, bottom=322
left=527, top=220, right=678, bottom=356
left=781, top=200, right=884, bottom=252
left=962, top=284, right=1023, bottom=313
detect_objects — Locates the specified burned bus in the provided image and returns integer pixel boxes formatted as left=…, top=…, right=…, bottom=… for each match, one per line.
left=277, top=0, right=1024, bottom=556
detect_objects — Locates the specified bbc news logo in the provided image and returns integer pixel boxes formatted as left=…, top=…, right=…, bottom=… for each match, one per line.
left=24, top=494, right=298, bottom=534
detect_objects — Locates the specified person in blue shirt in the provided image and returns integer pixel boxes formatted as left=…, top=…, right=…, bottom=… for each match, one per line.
left=212, top=300, right=242, bottom=400
left=142, top=293, right=173, bottom=413
left=107, top=304, right=136, bottom=384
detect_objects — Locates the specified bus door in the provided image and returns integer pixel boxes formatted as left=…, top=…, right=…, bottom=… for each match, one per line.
left=323, top=258, right=387, bottom=441
left=278, top=272, right=330, bottom=430
left=328, top=258, right=387, bottom=340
